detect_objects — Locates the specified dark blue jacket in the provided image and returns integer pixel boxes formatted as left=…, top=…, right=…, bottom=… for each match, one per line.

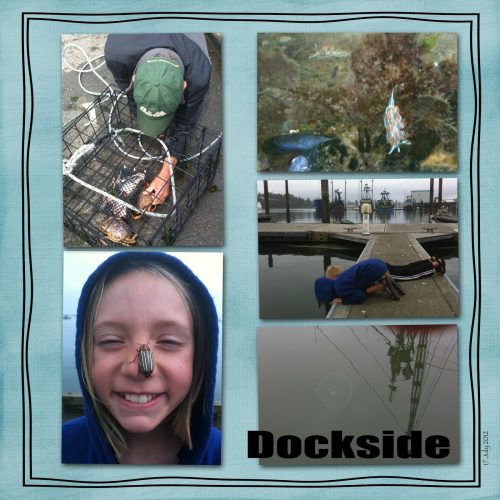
left=105, top=34, right=212, bottom=129
left=315, top=258, right=388, bottom=305
left=62, top=252, right=221, bottom=464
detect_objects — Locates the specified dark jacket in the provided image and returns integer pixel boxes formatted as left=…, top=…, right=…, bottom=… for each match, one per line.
left=104, top=34, right=212, bottom=130
left=62, top=252, right=221, bottom=464
left=315, top=258, right=388, bottom=305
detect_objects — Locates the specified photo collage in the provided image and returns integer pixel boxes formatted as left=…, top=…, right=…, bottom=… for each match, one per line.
left=61, top=32, right=459, bottom=465
left=256, top=32, right=459, bottom=464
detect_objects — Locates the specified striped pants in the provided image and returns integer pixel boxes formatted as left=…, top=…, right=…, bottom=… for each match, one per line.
left=386, top=259, right=435, bottom=281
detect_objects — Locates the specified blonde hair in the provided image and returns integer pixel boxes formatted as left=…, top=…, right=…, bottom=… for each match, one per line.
left=325, top=265, right=344, bottom=279
left=80, top=262, right=208, bottom=459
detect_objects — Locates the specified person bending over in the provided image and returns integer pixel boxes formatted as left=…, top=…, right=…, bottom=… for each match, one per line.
left=105, top=34, right=212, bottom=206
left=314, top=257, right=445, bottom=306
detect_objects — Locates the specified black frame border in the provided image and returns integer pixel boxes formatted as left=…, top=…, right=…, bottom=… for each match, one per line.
left=21, top=10, right=481, bottom=490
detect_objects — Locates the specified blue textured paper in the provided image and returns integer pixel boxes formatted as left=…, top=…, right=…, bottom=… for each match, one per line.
left=1, top=1, right=498, bottom=498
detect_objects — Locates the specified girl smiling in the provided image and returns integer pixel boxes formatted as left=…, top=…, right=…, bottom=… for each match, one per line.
left=62, top=252, right=221, bottom=464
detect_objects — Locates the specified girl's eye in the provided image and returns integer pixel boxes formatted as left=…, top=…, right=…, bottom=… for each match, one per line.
left=157, top=338, right=183, bottom=348
left=96, top=338, right=124, bottom=347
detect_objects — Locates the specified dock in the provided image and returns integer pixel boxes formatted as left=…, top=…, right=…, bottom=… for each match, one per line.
left=258, top=222, right=459, bottom=318
left=258, top=222, right=457, bottom=243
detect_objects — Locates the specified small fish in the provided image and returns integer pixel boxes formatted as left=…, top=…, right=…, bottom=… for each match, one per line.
left=104, top=197, right=128, bottom=218
left=308, top=44, right=350, bottom=60
left=384, top=88, right=411, bottom=154
left=104, top=172, right=146, bottom=218
left=263, top=133, right=333, bottom=155
left=114, top=172, right=145, bottom=196
left=288, top=155, right=311, bottom=173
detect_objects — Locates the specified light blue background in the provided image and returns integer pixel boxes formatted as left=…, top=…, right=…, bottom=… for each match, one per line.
left=0, top=1, right=498, bottom=499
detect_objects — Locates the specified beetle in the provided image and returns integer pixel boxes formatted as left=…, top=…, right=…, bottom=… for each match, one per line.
left=131, top=344, right=155, bottom=377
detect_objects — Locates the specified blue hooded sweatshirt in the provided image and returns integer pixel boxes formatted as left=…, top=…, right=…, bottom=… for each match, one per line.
left=314, top=258, right=388, bottom=305
left=62, top=252, right=221, bottom=464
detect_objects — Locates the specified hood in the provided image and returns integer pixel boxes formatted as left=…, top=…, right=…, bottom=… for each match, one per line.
left=74, top=251, right=219, bottom=464
left=314, top=277, right=336, bottom=305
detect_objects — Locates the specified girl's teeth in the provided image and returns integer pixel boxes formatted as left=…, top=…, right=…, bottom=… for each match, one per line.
left=124, top=393, right=154, bottom=403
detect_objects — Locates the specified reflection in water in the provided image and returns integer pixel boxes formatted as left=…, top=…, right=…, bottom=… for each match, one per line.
left=258, top=325, right=458, bottom=464
left=265, top=207, right=454, bottom=224
left=259, top=244, right=361, bottom=319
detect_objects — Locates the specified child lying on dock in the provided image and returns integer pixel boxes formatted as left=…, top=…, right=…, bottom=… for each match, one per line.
left=314, top=257, right=445, bottom=306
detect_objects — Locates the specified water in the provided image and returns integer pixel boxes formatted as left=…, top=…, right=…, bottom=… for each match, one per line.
left=258, top=325, right=459, bottom=464
left=418, top=243, right=458, bottom=289
left=259, top=242, right=458, bottom=319
left=63, top=319, right=223, bottom=402
left=258, top=33, right=458, bottom=173
left=266, top=207, right=449, bottom=224
left=63, top=318, right=80, bottom=393
left=259, top=244, right=361, bottom=319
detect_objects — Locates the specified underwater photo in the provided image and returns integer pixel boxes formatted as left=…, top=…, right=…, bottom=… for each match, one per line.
left=257, top=33, right=457, bottom=173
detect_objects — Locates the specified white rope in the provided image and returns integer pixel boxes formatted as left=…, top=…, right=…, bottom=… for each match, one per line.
left=184, top=132, right=223, bottom=162
left=64, top=171, right=174, bottom=220
left=63, top=144, right=95, bottom=174
left=168, top=161, right=176, bottom=208
left=106, top=93, right=170, bottom=161
left=62, top=43, right=111, bottom=96
left=63, top=130, right=176, bottom=219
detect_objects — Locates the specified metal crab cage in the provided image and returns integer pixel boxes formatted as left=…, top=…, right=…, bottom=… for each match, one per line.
left=63, top=88, right=222, bottom=246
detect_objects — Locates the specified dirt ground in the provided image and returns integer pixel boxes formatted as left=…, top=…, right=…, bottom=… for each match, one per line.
left=61, top=33, right=223, bottom=247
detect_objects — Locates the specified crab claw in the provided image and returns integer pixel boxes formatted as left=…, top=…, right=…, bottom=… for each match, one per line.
left=132, top=182, right=158, bottom=220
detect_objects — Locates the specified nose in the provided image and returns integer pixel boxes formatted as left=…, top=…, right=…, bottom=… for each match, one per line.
left=122, top=344, right=155, bottom=378
left=121, top=345, right=142, bottom=378
left=136, top=345, right=155, bottom=377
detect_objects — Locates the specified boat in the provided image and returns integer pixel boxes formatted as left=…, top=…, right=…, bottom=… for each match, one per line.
left=433, top=214, right=458, bottom=223
left=330, top=188, right=345, bottom=220
left=315, top=189, right=345, bottom=220
left=433, top=205, right=457, bottom=223
left=313, top=198, right=323, bottom=218
left=359, top=183, right=374, bottom=213
left=375, top=189, right=394, bottom=212
left=402, top=194, right=415, bottom=210
left=258, top=197, right=272, bottom=222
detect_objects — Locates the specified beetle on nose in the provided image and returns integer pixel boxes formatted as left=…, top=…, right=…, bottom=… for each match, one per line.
left=129, top=343, right=155, bottom=378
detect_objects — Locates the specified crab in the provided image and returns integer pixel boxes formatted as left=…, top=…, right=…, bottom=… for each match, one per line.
left=99, top=216, right=138, bottom=246
left=132, top=183, right=157, bottom=220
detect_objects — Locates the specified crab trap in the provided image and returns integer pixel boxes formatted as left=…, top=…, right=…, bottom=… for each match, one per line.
left=63, top=89, right=222, bottom=246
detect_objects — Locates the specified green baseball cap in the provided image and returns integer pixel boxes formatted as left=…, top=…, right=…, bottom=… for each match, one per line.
left=133, top=56, right=184, bottom=137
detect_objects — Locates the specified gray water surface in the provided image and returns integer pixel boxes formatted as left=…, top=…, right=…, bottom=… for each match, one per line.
left=258, top=325, right=459, bottom=465
left=259, top=246, right=361, bottom=319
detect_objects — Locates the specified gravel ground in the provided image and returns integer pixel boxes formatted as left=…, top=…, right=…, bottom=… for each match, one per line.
left=61, top=33, right=223, bottom=247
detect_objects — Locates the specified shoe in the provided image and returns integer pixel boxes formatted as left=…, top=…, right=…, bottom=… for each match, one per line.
left=431, top=256, right=446, bottom=275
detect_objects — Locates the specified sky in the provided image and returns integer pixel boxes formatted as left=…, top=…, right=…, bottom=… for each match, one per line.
left=257, top=178, right=458, bottom=203
left=63, top=251, right=223, bottom=317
